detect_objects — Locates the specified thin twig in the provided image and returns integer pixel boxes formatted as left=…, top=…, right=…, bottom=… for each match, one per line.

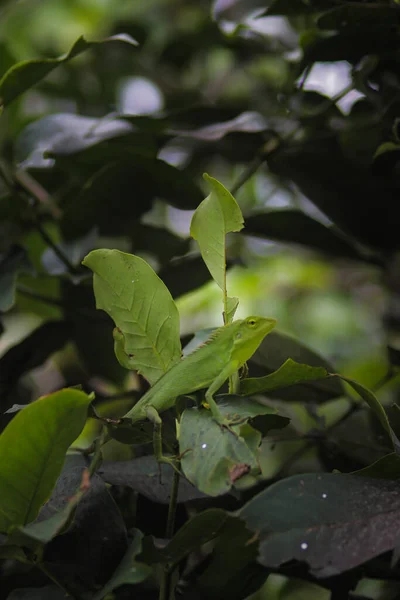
left=159, top=463, right=181, bottom=600
left=32, top=217, right=79, bottom=275
left=15, top=169, right=61, bottom=219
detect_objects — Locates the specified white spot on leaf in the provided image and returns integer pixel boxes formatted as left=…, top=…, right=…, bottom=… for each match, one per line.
left=300, top=542, right=308, bottom=550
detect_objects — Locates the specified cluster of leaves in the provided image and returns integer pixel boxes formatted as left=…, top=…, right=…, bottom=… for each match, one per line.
left=2, top=0, right=400, bottom=598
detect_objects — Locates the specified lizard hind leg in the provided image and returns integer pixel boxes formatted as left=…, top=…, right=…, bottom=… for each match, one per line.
left=145, top=406, right=182, bottom=482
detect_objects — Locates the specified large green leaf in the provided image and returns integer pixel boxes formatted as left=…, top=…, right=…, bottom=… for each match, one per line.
left=240, top=473, right=400, bottom=577
left=0, top=389, right=92, bottom=533
left=180, top=408, right=259, bottom=496
left=190, top=174, right=244, bottom=321
left=82, top=249, right=181, bottom=385
left=241, top=358, right=328, bottom=396
left=0, top=34, right=137, bottom=110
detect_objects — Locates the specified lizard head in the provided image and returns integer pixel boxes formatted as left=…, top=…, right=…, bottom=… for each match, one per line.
left=233, top=316, right=277, bottom=365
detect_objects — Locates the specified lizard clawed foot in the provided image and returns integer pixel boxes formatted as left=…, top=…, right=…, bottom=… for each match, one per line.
left=212, top=415, right=245, bottom=436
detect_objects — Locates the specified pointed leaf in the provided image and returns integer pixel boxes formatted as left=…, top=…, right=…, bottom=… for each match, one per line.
left=0, top=389, right=92, bottom=533
left=180, top=408, right=259, bottom=496
left=92, top=530, right=151, bottom=600
left=0, top=34, right=138, bottom=109
left=337, top=375, right=400, bottom=453
left=241, top=358, right=328, bottom=396
left=190, top=174, right=244, bottom=316
left=82, top=249, right=181, bottom=385
left=249, top=331, right=344, bottom=402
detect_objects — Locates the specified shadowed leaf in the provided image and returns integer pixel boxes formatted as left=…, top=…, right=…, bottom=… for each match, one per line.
left=240, top=473, right=400, bottom=577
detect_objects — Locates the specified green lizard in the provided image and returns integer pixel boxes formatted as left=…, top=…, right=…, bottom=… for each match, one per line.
left=114, top=316, right=277, bottom=431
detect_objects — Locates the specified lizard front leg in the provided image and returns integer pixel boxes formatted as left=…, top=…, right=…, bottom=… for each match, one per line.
left=204, top=361, right=244, bottom=434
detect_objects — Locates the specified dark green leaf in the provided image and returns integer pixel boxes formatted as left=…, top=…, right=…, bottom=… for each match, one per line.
left=61, top=157, right=202, bottom=239
left=62, top=280, right=127, bottom=384
left=268, top=138, right=400, bottom=252
left=6, top=587, right=66, bottom=599
left=337, top=375, right=400, bottom=453
left=98, top=456, right=208, bottom=503
left=263, top=0, right=331, bottom=16
left=240, top=473, right=400, bottom=577
left=158, top=509, right=227, bottom=565
left=0, top=246, right=33, bottom=312
left=353, top=453, right=400, bottom=480
left=0, top=34, right=138, bottom=109
left=317, top=5, right=396, bottom=31
left=244, top=211, right=363, bottom=261
left=0, top=389, right=92, bottom=533
left=0, top=321, right=70, bottom=411
left=301, top=29, right=400, bottom=66
left=92, top=530, right=151, bottom=600
left=159, top=255, right=213, bottom=299
left=195, top=516, right=264, bottom=600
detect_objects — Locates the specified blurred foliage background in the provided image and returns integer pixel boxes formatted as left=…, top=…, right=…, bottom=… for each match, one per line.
left=0, top=0, right=390, bottom=385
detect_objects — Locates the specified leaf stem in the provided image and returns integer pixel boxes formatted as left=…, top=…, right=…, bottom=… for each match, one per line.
left=38, top=562, right=81, bottom=599
left=159, top=463, right=180, bottom=600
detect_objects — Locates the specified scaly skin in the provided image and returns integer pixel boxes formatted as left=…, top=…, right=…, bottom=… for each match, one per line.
left=115, top=316, right=277, bottom=427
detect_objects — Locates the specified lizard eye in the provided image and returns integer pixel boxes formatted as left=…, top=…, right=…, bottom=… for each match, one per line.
left=247, top=318, right=256, bottom=326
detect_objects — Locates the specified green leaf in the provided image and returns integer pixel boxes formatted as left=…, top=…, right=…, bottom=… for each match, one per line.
left=352, top=453, right=400, bottom=480
left=190, top=174, right=244, bottom=322
left=82, top=249, right=181, bottom=385
left=145, top=509, right=228, bottom=566
left=241, top=358, right=328, bottom=396
left=248, top=331, right=344, bottom=403
left=92, top=529, right=151, bottom=600
left=337, top=375, right=400, bottom=453
left=195, top=516, right=264, bottom=600
left=216, top=394, right=289, bottom=423
left=0, top=246, right=33, bottom=312
left=0, top=34, right=138, bottom=110
left=240, top=473, right=400, bottom=577
left=0, top=389, right=92, bottom=533
left=180, top=408, right=259, bottom=496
